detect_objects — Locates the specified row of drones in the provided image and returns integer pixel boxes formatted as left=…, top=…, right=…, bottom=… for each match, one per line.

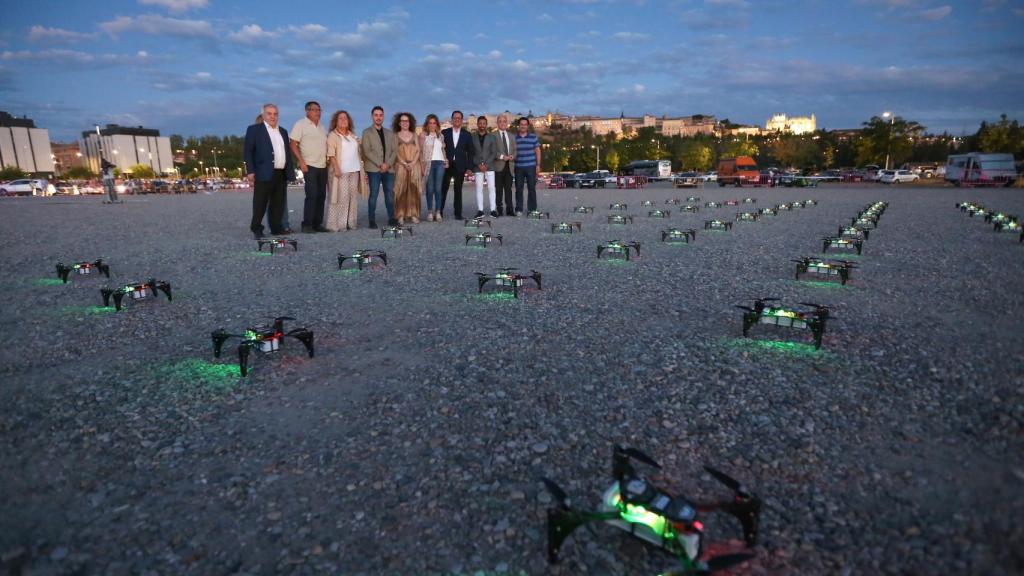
left=741, top=201, right=889, bottom=349
left=956, top=201, right=1023, bottom=241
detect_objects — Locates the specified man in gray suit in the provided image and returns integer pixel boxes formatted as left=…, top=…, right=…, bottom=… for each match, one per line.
left=359, top=105, right=399, bottom=228
left=493, top=113, right=516, bottom=216
left=472, top=115, right=499, bottom=218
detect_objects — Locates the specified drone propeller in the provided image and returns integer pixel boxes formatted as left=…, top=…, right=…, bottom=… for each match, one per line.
left=797, top=302, right=828, bottom=310
left=541, top=477, right=571, bottom=510
left=734, top=305, right=755, bottom=312
left=755, top=297, right=779, bottom=302
left=618, top=446, right=661, bottom=469
left=704, top=465, right=750, bottom=499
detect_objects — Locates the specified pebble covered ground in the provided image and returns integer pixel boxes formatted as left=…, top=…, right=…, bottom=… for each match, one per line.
left=1, top=182, right=1022, bottom=575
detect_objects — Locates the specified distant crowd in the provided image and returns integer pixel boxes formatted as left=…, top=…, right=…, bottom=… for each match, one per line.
left=244, top=102, right=542, bottom=237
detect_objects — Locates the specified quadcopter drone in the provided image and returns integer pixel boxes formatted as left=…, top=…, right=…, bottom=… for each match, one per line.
left=793, top=257, right=856, bottom=285
left=957, top=201, right=983, bottom=213
left=965, top=207, right=988, bottom=218
left=608, top=214, right=635, bottom=225
left=737, top=297, right=830, bottom=349
left=381, top=225, right=414, bottom=238
left=211, top=316, right=314, bottom=377
left=100, top=279, right=172, bottom=311
left=337, top=249, right=388, bottom=270
left=464, top=218, right=492, bottom=229
left=56, top=259, right=110, bottom=283
left=822, top=236, right=863, bottom=255
left=724, top=199, right=740, bottom=206
left=742, top=197, right=757, bottom=204
left=986, top=211, right=1017, bottom=225
left=838, top=225, right=869, bottom=241
left=527, top=210, right=551, bottom=219
left=686, top=196, right=701, bottom=202
left=662, top=228, right=697, bottom=243
left=610, top=203, right=628, bottom=211
left=804, top=199, right=817, bottom=206
left=790, top=201, right=806, bottom=209
left=680, top=205, right=701, bottom=213
left=735, top=212, right=759, bottom=222
left=542, top=446, right=760, bottom=576
left=649, top=209, right=671, bottom=219
left=666, top=198, right=683, bottom=205
left=551, top=221, right=582, bottom=234
left=465, top=232, right=503, bottom=246
left=704, top=220, right=733, bottom=231
left=574, top=206, right=595, bottom=214
left=475, top=267, right=542, bottom=298
left=776, top=203, right=793, bottom=211
left=597, top=240, right=641, bottom=260
left=994, top=219, right=1022, bottom=234
left=641, top=200, right=656, bottom=207
left=851, top=216, right=877, bottom=229
left=704, top=201, right=722, bottom=209
left=257, top=236, right=298, bottom=253
left=759, top=207, right=777, bottom=216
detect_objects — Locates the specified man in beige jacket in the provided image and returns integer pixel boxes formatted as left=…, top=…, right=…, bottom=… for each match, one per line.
left=359, top=105, right=399, bottom=228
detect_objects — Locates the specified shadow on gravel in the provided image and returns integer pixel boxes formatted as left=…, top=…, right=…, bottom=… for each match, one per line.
left=718, top=336, right=835, bottom=359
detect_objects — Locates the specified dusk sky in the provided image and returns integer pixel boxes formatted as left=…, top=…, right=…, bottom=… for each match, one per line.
left=3, top=0, right=1023, bottom=142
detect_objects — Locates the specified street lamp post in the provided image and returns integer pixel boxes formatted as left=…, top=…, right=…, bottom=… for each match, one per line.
left=591, top=145, right=600, bottom=170
left=882, top=111, right=894, bottom=170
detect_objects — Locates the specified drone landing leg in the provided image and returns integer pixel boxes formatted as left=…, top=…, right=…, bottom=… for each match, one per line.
left=211, top=330, right=230, bottom=358
left=238, top=343, right=251, bottom=377
left=158, top=283, right=172, bottom=302
left=290, top=330, right=315, bottom=358
left=546, top=508, right=619, bottom=563
left=100, top=288, right=112, bottom=307
left=112, top=292, right=124, bottom=311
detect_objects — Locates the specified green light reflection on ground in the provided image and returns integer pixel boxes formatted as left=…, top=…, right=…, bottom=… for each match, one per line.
left=719, top=337, right=832, bottom=359
left=333, top=268, right=362, bottom=275
left=472, top=291, right=518, bottom=302
left=792, top=280, right=850, bottom=290
left=155, top=358, right=241, bottom=393
left=248, top=251, right=273, bottom=257
left=35, top=278, right=66, bottom=286
left=62, top=305, right=116, bottom=314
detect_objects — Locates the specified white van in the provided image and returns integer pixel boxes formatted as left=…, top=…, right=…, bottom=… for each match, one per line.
left=945, top=153, right=1016, bottom=186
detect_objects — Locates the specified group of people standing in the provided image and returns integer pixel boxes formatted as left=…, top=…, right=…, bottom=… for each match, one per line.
left=244, top=103, right=542, bottom=238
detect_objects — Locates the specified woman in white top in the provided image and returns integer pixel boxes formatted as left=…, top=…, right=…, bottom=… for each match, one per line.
left=419, top=113, right=448, bottom=222
left=325, top=110, right=362, bottom=231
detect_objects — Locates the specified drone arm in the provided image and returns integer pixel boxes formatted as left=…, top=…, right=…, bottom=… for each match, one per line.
left=288, top=329, right=315, bottom=358
left=238, top=342, right=251, bottom=377
left=97, top=261, right=111, bottom=278
left=157, top=281, right=172, bottom=302
left=695, top=497, right=761, bottom=546
left=547, top=507, right=620, bottom=563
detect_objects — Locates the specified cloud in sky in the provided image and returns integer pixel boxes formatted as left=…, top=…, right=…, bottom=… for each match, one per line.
left=137, top=0, right=209, bottom=13
left=28, top=26, right=96, bottom=43
left=100, top=14, right=214, bottom=38
left=922, top=5, right=952, bottom=20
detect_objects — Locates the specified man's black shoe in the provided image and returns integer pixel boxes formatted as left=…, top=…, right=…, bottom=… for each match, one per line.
left=281, top=228, right=293, bottom=235
left=301, top=225, right=314, bottom=233
left=506, top=209, right=515, bottom=217
left=475, top=210, right=485, bottom=218
left=253, top=231, right=264, bottom=240
left=490, top=211, right=499, bottom=218
left=369, top=220, right=378, bottom=229
left=454, top=214, right=463, bottom=220
left=314, top=226, right=330, bottom=233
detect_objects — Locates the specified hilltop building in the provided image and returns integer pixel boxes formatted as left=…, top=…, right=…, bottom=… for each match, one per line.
left=765, top=113, right=816, bottom=135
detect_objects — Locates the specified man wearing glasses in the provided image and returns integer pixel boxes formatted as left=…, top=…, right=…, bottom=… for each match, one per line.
left=290, top=101, right=329, bottom=232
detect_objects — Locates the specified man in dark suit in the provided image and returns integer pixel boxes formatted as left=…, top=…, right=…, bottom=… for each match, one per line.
left=245, top=103, right=293, bottom=238
left=440, top=110, right=475, bottom=221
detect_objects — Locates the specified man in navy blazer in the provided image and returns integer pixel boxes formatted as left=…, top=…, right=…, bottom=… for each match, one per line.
left=440, top=110, right=476, bottom=220
left=245, top=103, right=293, bottom=238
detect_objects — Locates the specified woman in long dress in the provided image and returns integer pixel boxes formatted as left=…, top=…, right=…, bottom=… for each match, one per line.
left=325, top=110, right=361, bottom=231
left=391, top=112, right=422, bottom=224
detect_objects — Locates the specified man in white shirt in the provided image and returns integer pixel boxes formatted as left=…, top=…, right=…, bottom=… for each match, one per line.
left=244, top=103, right=294, bottom=238
left=290, top=101, right=329, bottom=233
left=440, top=111, right=475, bottom=221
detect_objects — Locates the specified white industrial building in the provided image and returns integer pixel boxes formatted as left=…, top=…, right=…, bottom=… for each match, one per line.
left=0, top=111, right=55, bottom=174
left=80, top=124, right=174, bottom=175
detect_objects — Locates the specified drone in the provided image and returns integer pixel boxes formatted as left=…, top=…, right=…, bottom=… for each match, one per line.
left=680, top=205, right=701, bottom=213
left=475, top=267, right=542, bottom=298
left=804, top=199, right=817, bottom=206
left=337, top=249, right=387, bottom=270
left=649, top=209, right=671, bottom=219
left=662, top=228, right=697, bottom=244
left=597, top=240, right=641, bottom=260
left=957, top=201, right=983, bottom=213
left=790, top=201, right=806, bottom=209
left=257, top=236, right=298, bottom=253
left=100, top=279, right=172, bottom=311
left=686, top=196, right=700, bottom=202
left=666, top=198, right=683, bottom=205
left=704, top=201, right=722, bottom=209
left=965, top=207, right=988, bottom=219
left=641, top=200, right=656, bottom=207
left=464, top=218, right=492, bottom=229
left=608, top=215, right=634, bottom=225
left=551, top=221, right=582, bottom=234
left=527, top=210, right=552, bottom=219
left=776, top=203, right=793, bottom=211
left=822, top=236, right=863, bottom=255
left=793, top=257, right=856, bottom=285
left=211, top=316, right=314, bottom=377
left=724, top=199, right=740, bottom=206
left=986, top=211, right=1017, bottom=225
left=56, top=259, right=110, bottom=283
left=466, top=232, right=503, bottom=246
left=994, top=219, right=1022, bottom=234
left=704, top=220, right=733, bottom=231
left=735, top=212, right=759, bottom=222
left=759, top=207, right=777, bottom=216
left=838, top=225, right=869, bottom=241
left=737, top=297, right=830, bottom=349
left=610, top=203, right=628, bottom=211
left=381, top=225, right=414, bottom=238
left=851, top=216, right=877, bottom=229
left=542, top=446, right=760, bottom=576
left=574, top=206, right=595, bottom=214
left=742, top=197, right=757, bottom=204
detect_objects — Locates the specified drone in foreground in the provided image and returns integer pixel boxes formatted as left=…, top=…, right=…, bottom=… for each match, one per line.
left=475, top=267, right=542, bottom=298
left=597, top=240, right=641, bottom=260
left=759, top=207, right=777, bottom=216
left=465, top=232, right=503, bottom=246
left=574, top=206, right=595, bottom=214
left=542, top=446, right=760, bottom=576
left=641, top=200, right=656, bottom=207
left=994, top=219, right=1022, bottom=234
left=338, top=249, right=388, bottom=270
left=211, top=316, right=314, bottom=376
left=681, top=204, right=701, bottom=213
left=551, top=221, right=582, bottom=234
left=662, top=228, right=697, bottom=244
left=649, top=209, right=671, bottom=219
left=704, top=220, right=733, bottom=231
left=823, top=236, right=863, bottom=255
left=527, top=210, right=551, bottom=219
left=666, top=198, right=683, bottom=205
left=737, top=297, right=830, bottom=349
left=776, top=203, right=793, bottom=211
left=56, top=259, right=111, bottom=283
left=464, top=218, right=492, bottom=228
left=610, top=203, right=629, bottom=211
left=742, top=197, right=757, bottom=204
left=686, top=196, right=701, bottom=202
left=705, top=201, right=722, bottom=209
left=838, top=225, right=869, bottom=241
left=735, top=212, right=759, bottom=222
left=724, top=199, right=740, bottom=206
left=100, top=279, right=172, bottom=311
left=257, top=236, right=298, bottom=253
left=608, top=214, right=635, bottom=225
left=381, top=225, right=414, bottom=238
left=793, top=257, right=856, bottom=285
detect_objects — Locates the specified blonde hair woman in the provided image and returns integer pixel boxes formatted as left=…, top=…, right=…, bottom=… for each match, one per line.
left=325, top=110, right=362, bottom=230
left=392, top=112, right=422, bottom=224
left=419, top=113, right=447, bottom=221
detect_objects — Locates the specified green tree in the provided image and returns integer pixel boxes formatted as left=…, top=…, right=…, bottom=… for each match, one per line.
left=0, top=166, right=26, bottom=180
left=605, top=148, right=620, bottom=172
left=861, top=115, right=924, bottom=168
left=63, top=166, right=96, bottom=179
left=721, top=138, right=759, bottom=159
left=546, top=145, right=569, bottom=172
left=679, top=141, right=713, bottom=171
left=854, top=138, right=877, bottom=167
left=127, top=164, right=156, bottom=179
left=977, top=114, right=1023, bottom=155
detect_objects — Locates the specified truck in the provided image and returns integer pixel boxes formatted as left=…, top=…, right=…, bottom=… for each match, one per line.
left=945, top=153, right=1016, bottom=187
left=717, top=156, right=759, bottom=186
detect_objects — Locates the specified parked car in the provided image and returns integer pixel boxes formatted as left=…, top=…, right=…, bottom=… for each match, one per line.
left=702, top=171, right=717, bottom=182
left=673, top=172, right=701, bottom=188
left=878, top=169, right=919, bottom=184
left=0, top=179, right=42, bottom=196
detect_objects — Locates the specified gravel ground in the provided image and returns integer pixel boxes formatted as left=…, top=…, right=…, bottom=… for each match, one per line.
left=1, top=182, right=1022, bottom=575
